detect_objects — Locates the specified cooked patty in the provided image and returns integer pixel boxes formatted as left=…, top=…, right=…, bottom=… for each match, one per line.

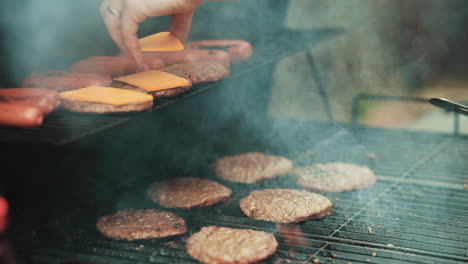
left=161, top=62, right=229, bottom=84
left=96, top=209, right=187, bottom=241
left=112, top=81, right=191, bottom=98
left=148, top=177, right=232, bottom=209
left=211, top=152, right=293, bottom=183
left=187, top=226, right=278, bottom=264
left=292, top=162, right=377, bottom=192
left=61, top=98, right=153, bottom=113
left=239, top=189, right=332, bottom=223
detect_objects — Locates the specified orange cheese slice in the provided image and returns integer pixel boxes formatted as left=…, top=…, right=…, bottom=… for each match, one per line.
left=60, top=86, right=153, bottom=106
left=139, top=32, right=184, bottom=52
left=114, top=70, right=191, bottom=92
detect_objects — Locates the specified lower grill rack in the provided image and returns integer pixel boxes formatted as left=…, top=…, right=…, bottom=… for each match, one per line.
left=29, top=125, right=468, bottom=264
left=31, top=179, right=468, bottom=264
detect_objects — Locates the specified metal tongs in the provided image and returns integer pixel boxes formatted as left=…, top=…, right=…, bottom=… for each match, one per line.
left=429, top=98, right=468, bottom=116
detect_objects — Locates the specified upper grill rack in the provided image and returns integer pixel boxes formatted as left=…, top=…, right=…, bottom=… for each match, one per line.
left=0, top=28, right=343, bottom=146
left=29, top=124, right=468, bottom=264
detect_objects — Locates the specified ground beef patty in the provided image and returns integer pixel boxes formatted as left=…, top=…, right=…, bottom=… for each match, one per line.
left=61, top=99, right=153, bottom=113
left=148, top=177, right=232, bottom=209
left=292, top=162, right=377, bottom=192
left=112, top=81, right=191, bottom=98
left=211, top=152, right=293, bottom=183
left=161, top=62, right=229, bottom=84
left=240, top=189, right=332, bottom=223
left=96, top=209, right=186, bottom=241
left=187, top=226, right=278, bottom=264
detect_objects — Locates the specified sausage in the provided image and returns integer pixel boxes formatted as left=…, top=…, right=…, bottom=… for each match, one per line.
left=21, top=71, right=112, bottom=92
left=142, top=49, right=231, bottom=67
left=186, top=40, right=253, bottom=60
left=2, top=97, right=55, bottom=115
left=145, top=58, right=166, bottom=70
left=0, top=88, right=60, bottom=115
left=0, top=103, right=44, bottom=128
left=1, top=97, right=51, bottom=115
left=71, top=56, right=139, bottom=78
left=0, top=196, right=8, bottom=233
left=0, top=87, right=58, bottom=98
left=28, top=71, right=112, bottom=84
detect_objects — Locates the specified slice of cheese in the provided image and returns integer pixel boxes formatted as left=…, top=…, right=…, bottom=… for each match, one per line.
left=139, top=32, right=184, bottom=52
left=60, top=86, right=153, bottom=106
left=114, top=70, right=191, bottom=92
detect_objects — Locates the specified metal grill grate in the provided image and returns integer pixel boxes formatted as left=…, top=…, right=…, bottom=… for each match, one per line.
left=29, top=124, right=468, bottom=264
left=0, top=28, right=343, bottom=146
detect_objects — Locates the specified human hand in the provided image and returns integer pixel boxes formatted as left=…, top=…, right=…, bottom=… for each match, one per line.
left=100, top=0, right=205, bottom=68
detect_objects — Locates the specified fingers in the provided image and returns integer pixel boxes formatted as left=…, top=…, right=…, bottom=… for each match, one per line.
left=101, top=0, right=147, bottom=70
left=120, top=11, right=145, bottom=67
left=100, top=0, right=206, bottom=70
left=170, top=11, right=195, bottom=43
left=100, top=0, right=127, bottom=54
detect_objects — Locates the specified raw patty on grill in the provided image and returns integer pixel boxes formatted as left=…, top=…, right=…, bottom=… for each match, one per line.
left=96, top=209, right=187, bottom=241
left=61, top=99, right=153, bottom=113
left=161, top=62, right=230, bottom=84
left=211, top=152, right=293, bottom=183
left=148, top=177, right=232, bottom=209
left=112, top=81, right=191, bottom=98
left=239, top=189, right=332, bottom=223
left=291, top=162, right=377, bottom=192
left=187, top=226, right=278, bottom=264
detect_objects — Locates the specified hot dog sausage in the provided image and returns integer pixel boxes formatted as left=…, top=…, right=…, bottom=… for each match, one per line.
left=22, top=71, right=112, bottom=92
left=113, top=55, right=166, bottom=71
left=186, top=40, right=253, bottom=60
left=0, top=103, right=44, bottom=128
left=29, top=71, right=112, bottom=84
left=0, top=88, right=60, bottom=115
left=71, top=56, right=139, bottom=78
left=3, top=97, right=54, bottom=115
left=0, top=196, right=7, bottom=233
left=0, top=88, right=58, bottom=98
left=28, top=71, right=110, bottom=83
left=145, top=58, right=166, bottom=70
left=142, top=49, right=231, bottom=67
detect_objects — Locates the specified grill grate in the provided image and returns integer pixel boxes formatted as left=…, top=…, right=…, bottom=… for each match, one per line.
left=29, top=124, right=468, bottom=264
left=0, top=28, right=342, bottom=146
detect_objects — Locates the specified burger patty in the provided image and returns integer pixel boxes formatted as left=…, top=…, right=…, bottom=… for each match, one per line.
left=161, top=62, right=230, bottom=84
left=187, top=226, right=278, bottom=264
left=112, top=81, right=191, bottom=98
left=148, top=177, right=232, bottom=209
left=211, top=152, right=293, bottom=183
left=292, top=162, right=377, bottom=192
left=96, top=209, right=187, bottom=241
left=239, top=189, right=332, bottom=223
left=61, top=98, right=153, bottom=113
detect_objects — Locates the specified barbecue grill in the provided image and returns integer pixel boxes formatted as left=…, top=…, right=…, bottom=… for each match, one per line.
left=24, top=121, right=468, bottom=264
left=2, top=2, right=468, bottom=263
left=3, top=41, right=467, bottom=264
left=4, top=87, right=468, bottom=262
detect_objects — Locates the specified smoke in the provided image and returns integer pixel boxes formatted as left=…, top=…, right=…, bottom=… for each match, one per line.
left=2, top=4, right=466, bottom=262
left=269, top=0, right=468, bottom=125
left=1, top=0, right=115, bottom=86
